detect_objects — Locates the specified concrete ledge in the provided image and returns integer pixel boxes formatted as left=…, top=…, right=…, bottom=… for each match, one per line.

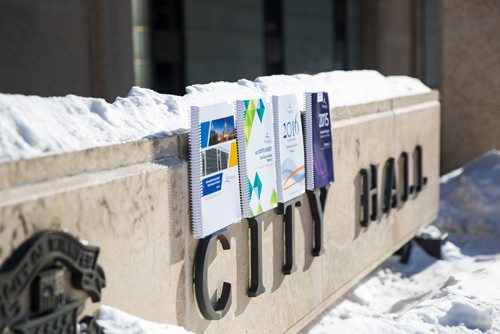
left=0, top=132, right=188, bottom=191
left=331, top=99, right=392, bottom=121
left=391, top=90, right=439, bottom=109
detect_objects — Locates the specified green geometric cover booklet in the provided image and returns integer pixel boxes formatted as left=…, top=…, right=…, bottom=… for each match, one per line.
left=236, top=98, right=278, bottom=217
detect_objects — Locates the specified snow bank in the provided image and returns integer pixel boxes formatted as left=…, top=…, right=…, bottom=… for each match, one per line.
left=318, top=71, right=431, bottom=107
left=305, top=150, right=500, bottom=334
left=183, top=70, right=431, bottom=113
left=435, top=150, right=500, bottom=237
left=386, top=76, right=432, bottom=96
left=316, top=70, right=395, bottom=107
left=0, top=87, right=188, bottom=163
left=0, top=71, right=430, bottom=163
left=185, top=81, right=262, bottom=106
left=84, top=305, right=193, bottom=334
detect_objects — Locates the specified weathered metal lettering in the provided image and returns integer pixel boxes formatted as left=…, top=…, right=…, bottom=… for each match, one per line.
left=383, top=157, right=398, bottom=214
left=194, top=231, right=232, bottom=320
left=359, top=145, right=427, bottom=226
left=0, top=230, right=105, bottom=334
left=248, top=216, right=266, bottom=297
left=360, top=164, right=379, bottom=227
left=307, top=186, right=330, bottom=256
left=277, top=199, right=302, bottom=275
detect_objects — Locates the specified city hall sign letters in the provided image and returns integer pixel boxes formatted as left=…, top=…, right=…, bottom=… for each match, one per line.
left=194, top=144, right=428, bottom=320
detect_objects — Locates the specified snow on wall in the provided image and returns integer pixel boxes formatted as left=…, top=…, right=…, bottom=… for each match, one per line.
left=0, top=87, right=188, bottom=163
left=0, top=71, right=430, bottom=163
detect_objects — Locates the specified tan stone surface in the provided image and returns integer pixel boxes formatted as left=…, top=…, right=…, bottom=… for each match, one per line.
left=332, top=99, right=392, bottom=121
left=0, top=159, right=187, bottom=324
left=0, top=93, right=440, bottom=333
left=288, top=101, right=441, bottom=333
left=0, top=134, right=185, bottom=191
left=393, top=101, right=441, bottom=231
left=391, top=90, right=439, bottom=109
left=321, top=110, right=395, bottom=299
left=441, top=1, right=500, bottom=172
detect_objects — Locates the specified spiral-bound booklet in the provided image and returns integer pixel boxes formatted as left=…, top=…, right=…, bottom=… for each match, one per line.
left=272, top=94, right=306, bottom=203
left=304, top=92, right=334, bottom=190
left=190, top=102, right=242, bottom=238
left=236, top=98, right=278, bottom=217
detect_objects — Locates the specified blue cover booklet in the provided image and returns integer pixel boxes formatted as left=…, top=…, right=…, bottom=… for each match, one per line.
left=304, top=92, right=334, bottom=190
left=190, top=101, right=242, bottom=238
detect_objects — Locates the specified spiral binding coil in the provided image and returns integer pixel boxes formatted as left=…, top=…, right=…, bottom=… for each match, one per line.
left=305, top=92, right=315, bottom=191
left=190, top=106, right=204, bottom=238
left=272, top=95, right=284, bottom=203
left=235, top=100, right=250, bottom=218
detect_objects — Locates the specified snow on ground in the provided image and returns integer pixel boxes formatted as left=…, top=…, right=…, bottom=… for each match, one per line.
left=0, top=71, right=430, bottom=163
left=81, top=305, right=193, bottom=334
left=303, top=150, right=500, bottom=334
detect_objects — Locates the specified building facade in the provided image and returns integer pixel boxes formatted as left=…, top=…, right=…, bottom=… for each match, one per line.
left=0, top=0, right=498, bottom=172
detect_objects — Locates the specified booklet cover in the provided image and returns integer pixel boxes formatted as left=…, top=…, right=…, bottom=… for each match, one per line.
left=272, top=94, right=306, bottom=203
left=236, top=98, right=278, bottom=217
left=190, top=102, right=242, bottom=238
left=305, top=92, right=334, bottom=190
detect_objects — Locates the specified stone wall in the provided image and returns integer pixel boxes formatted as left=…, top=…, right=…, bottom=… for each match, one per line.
left=441, top=0, right=500, bottom=172
left=283, top=0, right=334, bottom=74
left=0, top=0, right=133, bottom=101
left=0, top=91, right=440, bottom=333
left=184, top=0, right=265, bottom=85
